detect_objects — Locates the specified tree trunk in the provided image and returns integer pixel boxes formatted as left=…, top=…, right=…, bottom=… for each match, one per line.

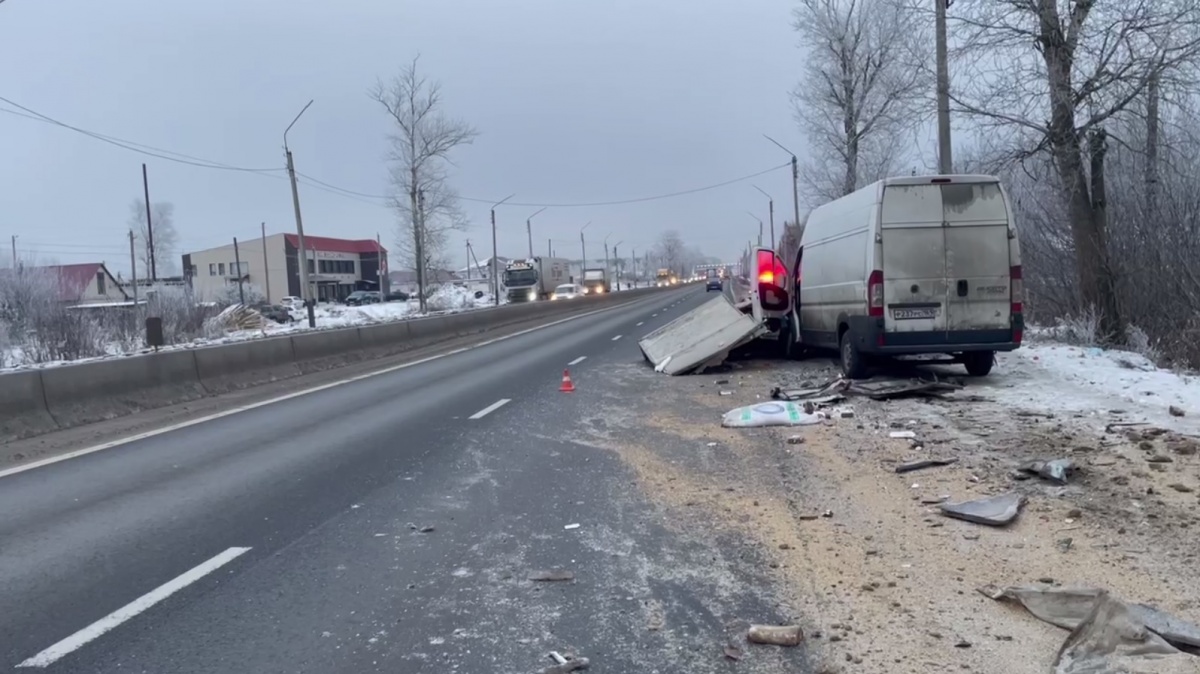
left=1088, top=128, right=1123, bottom=340
left=1145, top=72, right=1160, bottom=220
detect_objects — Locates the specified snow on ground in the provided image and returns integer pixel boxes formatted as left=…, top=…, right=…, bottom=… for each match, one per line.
left=0, top=288, right=506, bottom=373
left=981, top=339, right=1200, bottom=435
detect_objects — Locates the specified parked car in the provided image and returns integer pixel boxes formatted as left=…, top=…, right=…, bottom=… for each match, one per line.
left=762, top=174, right=1023, bottom=378
left=279, top=296, right=303, bottom=309
left=254, top=303, right=295, bottom=324
left=345, top=291, right=382, bottom=306
left=385, top=290, right=410, bottom=302
left=552, top=283, right=582, bottom=300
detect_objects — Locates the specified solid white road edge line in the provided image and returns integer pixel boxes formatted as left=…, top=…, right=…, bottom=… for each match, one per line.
left=611, top=335, right=622, bottom=341
left=0, top=297, right=665, bottom=481
left=567, top=356, right=587, bottom=366
left=469, top=399, right=511, bottom=420
left=16, top=547, right=252, bottom=668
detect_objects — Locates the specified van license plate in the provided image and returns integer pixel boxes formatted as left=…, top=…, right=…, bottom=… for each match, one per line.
left=892, top=307, right=939, bottom=320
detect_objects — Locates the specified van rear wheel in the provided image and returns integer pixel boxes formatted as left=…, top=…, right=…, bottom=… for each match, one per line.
left=839, top=330, right=867, bottom=379
left=962, top=351, right=995, bottom=376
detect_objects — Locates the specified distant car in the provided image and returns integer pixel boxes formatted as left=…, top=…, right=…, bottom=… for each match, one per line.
left=345, top=291, right=382, bottom=306
left=254, top=303, right=295, bottom=324
left=706, top=275, right=722, bottom=292
left=279, top=296, right=303, bottom=309
left=552, top=283, right=582, bottom=300
left=385, top=290, right=410, bottom=302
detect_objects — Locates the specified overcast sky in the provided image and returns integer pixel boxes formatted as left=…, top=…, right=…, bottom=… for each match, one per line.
left=0, top=0, right=802, bottom=275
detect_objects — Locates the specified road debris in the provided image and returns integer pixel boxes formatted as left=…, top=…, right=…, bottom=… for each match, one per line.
left=1170, top=405, right=1186, bottom=417
left=563, top=523, right=580, bottom=530
left=722, top=402, right=821, bottom=428
left=895, top=458, right=958, bottom=474
left=746, top=624, right=804, bottom=646
left=786, top=435, right=806, bottom=445
left=539, top=651, right=590, bottom=673
left=407, top=523, right=436, bottom=533
left=719, top=390, right=733, bottom=396
left=1018, top=458, right=1076, bottom=484
left=771, top=375, right=963, bottom=402
left=527, top=570, right=575, bottom=582
left=723, top=643, right=744, bottom=660
left=889, top=430, right=917, bottom=440
left=977, top=584, right=1200, bottom=672
left=939, top=492, right=1025, bottom=526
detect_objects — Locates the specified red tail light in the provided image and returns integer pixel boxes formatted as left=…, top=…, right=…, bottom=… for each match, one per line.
left=756, top=250, right=789, bottom=311
left=867, top=269, right=884, bottom=317
left=1010, top=265, right=1023, bottom=314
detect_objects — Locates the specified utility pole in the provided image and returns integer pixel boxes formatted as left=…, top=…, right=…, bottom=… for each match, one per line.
left=754, top=185, right=775, bottom=249
left=747, top=212, right=763, bottom=247
left=579, top=221, right=592, bottom=272
left=547, top=238, right=551, bottom=258
left=613, top=241, right=622, bottom=291
left=260, top=222, right=271, bottom=303
left=764, top=135, right=802, bottom=239
left=233, top=237, right=246, bottom=305
left=284, top=100, right=316, bottom=327
left=416, top=189, right=427, bottom=312
left=491, top=194, right=515, bottom=306
left=526, top=207, right=546, bottom=259
left=935, top=0, right=953, bottom=174
left=377, top=232, right=387, bottom=295
left=603, top=234, right=611, bottom=288
left=142, top=163, right=157, bottom=282
left=128, top=230, right=138, bottom=304
left=631, top=248, right=637, bottom=288
left=466, top=239, right=471, bottom=283
left=10, top=235, right=15, bottom=267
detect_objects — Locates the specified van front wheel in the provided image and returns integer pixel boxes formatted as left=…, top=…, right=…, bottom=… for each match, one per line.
left=840, top=331, right=867, bottom=379
left=962, top=351, right=995, bottom=376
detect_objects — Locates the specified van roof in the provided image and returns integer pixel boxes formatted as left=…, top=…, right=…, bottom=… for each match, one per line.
left=879, top=174, right=1001, bottom=186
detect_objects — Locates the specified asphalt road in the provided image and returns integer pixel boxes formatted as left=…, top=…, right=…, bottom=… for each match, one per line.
left=0, top=284, right=786, bottom=673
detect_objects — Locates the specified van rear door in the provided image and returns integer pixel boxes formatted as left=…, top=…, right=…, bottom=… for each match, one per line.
left=879, top=180, right=1012, bottom=336
left=941, top=182, right=1011, bottom=330
left=879, top=185, right=950, bottom=334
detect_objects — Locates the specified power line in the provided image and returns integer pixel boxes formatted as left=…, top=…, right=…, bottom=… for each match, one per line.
left=0, top=96, right=283, bottom=173
left=1, top=94, right=792, bottom=209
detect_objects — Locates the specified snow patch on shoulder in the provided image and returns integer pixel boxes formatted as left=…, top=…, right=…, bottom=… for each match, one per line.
left=984, top=342, right=1200, bottom=433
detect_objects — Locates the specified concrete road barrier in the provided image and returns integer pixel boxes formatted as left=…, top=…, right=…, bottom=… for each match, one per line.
left=0, top=369, right=59, bottom=441
left=195, top=336, right=300, bottom=394
left=292, top=328, right=366, bottom=374
left=0, top=284, right=686, bottom=443
left=40, top=349, right=206, bottom=429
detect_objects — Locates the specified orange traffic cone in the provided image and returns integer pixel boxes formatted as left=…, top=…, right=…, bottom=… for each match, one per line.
left=560, top=369, right=576, bottom=393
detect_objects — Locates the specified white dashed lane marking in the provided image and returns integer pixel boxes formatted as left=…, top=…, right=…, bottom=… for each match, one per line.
left=612, top=335, right=622, bottom=341
left=469, top=399, right=511, bottom=420
left=568, top=356, right=587, bottom=366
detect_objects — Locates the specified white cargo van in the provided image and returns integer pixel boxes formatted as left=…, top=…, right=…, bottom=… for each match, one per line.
left=755, top=175, right=1023, bottom=378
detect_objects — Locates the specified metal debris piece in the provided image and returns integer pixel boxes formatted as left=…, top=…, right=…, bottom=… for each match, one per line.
left=895, top=458, right=958, bottom=474
left=539, top=653, right=590, bottom=673
left=1019, top=458, right=1076, bottom=484
left=723, top=643, right=744, bottom=660
left=786, top=435, right=806, bottom=445
left=563, top=523, right=580, bottom=530
left=528, top=570, right=575, bottom=582
left=772, top=375, right=964, bottom=402
left=939, top=492, right=1025, bottom=526
left=889, top=431, right=917, bottom=440
left=746, top=624, right=804, bottom=646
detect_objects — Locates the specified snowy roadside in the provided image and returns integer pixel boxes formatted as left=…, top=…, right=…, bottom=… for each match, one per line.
left=0, top=286, right=503, bottom=373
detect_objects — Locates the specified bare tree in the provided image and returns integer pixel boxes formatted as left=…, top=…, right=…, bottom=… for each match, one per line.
left=370, top=55, right=477, bottom=311
left=791, top=0, right=930, bottom=203
left=948, top=0, right=1200, bottom=340
left=128, top=200, right=178, bottom=278
left=654, top=230, right=686, bottom=276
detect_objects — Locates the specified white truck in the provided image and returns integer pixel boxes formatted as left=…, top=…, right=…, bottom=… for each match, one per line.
left=503, top=257, right=570, bottom=302
left=580, top=268, right=609, bottom=295
left=756, top=174, right=1024, bottom=377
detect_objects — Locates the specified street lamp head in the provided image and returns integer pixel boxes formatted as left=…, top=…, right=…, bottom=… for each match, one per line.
left=762, top=134, right=796, bottom=159
left=492, top=193, right=517, bottom=211
left=284, top=99, right=314, bottom=148
left=528, top=207, right=548, bottom=220
left=581, top=221, right=592, bottom=232
left=753, top=184, right=773, bottom=201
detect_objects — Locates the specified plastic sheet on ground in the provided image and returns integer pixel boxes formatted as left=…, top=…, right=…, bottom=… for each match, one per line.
left=977, top=584, right=1200, bottom=673
left=639, top=295, right=766, bottom=375
left=722, top=402, right=822, bottom=428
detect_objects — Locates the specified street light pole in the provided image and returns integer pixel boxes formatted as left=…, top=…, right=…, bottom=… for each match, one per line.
left=285, top=99, right=316, bottom=328
left=526, top=207, right=546, bottom=259
left=612, top=240, right=623, bottom=291
left=579, top=221, right=592, bottom=274
left=747, top=211, right=763, bottom=247
left=491, top=193, right=516, bottom=306
left=764, top=135, right=802, bottom=239
left=603, top=233, right=611, bottom=289
left=753, top=185, right=775, bottom=249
